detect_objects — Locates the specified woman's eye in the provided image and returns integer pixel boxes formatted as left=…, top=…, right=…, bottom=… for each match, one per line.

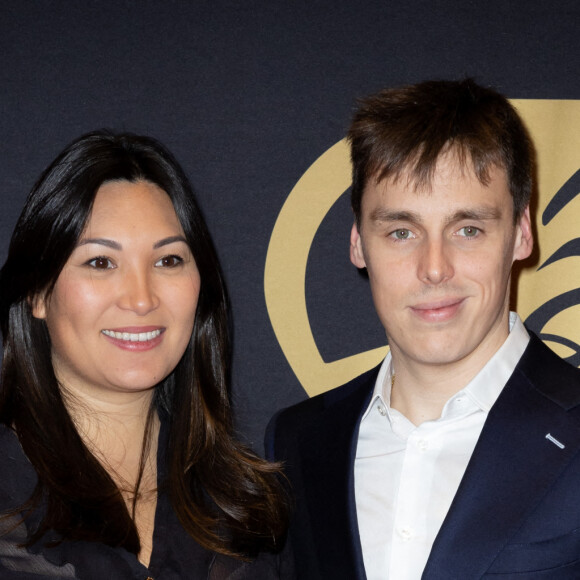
left=155, top=255, right=183, bottom=268
left=87, top=257, right=114, bottom=269
left=459, top=226, right=480, bottom=238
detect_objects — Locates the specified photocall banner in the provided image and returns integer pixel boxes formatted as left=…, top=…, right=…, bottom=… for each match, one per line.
left=2, top=2, right=579, bottom=447
left=266, top=100, right=580, bottom=397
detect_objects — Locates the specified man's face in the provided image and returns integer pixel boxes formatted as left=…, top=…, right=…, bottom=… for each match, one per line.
left=350, top=152, right=533, bottom=375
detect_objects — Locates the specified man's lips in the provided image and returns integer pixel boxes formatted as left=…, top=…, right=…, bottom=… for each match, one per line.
left=409, top=298, right=466, bottom=322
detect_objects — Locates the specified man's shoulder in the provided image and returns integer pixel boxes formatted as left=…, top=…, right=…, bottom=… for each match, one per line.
left=278, top=365, right=378, bottom=422
left=266, top=364, right=380, bottom=454
left=518, top=332, right=580, bottom=409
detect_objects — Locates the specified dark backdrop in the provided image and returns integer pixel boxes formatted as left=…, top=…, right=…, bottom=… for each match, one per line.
left=1, top=1, right=579, bottom=450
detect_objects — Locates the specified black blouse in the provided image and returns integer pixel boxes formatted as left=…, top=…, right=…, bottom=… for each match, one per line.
left=0, top=424, right=293, bottom=579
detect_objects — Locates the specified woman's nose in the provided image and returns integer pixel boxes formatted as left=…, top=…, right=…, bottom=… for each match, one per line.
left=117, top=269, right=160, bottom=314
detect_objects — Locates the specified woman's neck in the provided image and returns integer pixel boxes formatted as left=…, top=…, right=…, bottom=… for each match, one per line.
left=61, top=385, right=160, bottom=566
left=63, top=389, right=156, bottom=478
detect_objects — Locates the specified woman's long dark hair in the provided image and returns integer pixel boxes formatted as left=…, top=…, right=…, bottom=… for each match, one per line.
left=0, top=130, right=288, bottom=557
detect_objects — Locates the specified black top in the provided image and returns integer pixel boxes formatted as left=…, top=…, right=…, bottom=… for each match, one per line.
left=0, top=423, right=292, bottom=579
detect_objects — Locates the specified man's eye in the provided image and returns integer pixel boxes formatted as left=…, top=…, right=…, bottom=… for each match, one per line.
left=87, top=257, right=114, bottom=269
left=155, top=255, right=183, bottom=268
left=459, top=226, right=480, bottom=238
left=391, top=229, right=413, bottom=240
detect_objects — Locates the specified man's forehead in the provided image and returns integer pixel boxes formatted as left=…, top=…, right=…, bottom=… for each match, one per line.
left=359, top=161, right=515, bottom=227
left=366, top=151, right=509, bottom=198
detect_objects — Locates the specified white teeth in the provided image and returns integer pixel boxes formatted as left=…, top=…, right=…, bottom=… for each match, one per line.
left=102, top=329, right=162, bottom=342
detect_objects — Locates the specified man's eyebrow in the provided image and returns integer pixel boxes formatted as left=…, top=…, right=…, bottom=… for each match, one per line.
left=77, top=235, right=188, bottom=250
left=446, top=208, right=503, bottom=223
left=369, top=208, right=422, bottom=223
left=368, top=207, right=503, bottom=224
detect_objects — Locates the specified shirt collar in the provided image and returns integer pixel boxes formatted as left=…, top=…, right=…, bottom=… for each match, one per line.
left=461, top=312, right=529, bottom=412
left=361, top=312, right=529, bottom=421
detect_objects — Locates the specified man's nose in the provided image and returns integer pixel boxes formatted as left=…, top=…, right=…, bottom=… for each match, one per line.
left=417, top=239, right=454, bottom=285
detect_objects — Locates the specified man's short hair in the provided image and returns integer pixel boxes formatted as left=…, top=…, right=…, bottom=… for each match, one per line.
left=347, top=78, right=533, bottom=225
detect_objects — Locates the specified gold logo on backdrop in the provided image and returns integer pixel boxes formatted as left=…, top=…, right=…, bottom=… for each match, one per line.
left=265, top=100, right=580, bottom=397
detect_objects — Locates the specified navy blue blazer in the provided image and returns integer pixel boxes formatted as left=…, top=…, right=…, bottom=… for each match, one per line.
left=266, top=333, right=580, bottom=579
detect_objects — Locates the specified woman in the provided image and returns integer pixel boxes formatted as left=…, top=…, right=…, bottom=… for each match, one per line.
left=0, top=131, right=292, bottom=578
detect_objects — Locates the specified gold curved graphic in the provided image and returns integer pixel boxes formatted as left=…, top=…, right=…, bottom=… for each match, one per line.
left=265, top=100, right=580, bottom=397
left=514, top=100, right=580, bottom=356
left=264, top=141, right=388, bottom=397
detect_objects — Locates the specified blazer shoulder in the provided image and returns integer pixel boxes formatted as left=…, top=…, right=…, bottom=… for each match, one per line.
left=518, top=331, right=580, bottom=410
left=265, top=364, right=380, bottom=458
left=275, top=364, right=379, bottom=426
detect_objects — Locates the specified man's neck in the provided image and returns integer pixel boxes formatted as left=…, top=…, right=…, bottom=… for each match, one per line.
left=387, top=315, right=514, bottom=425
left=389, top=365, right=467, bottom=425
left=389, top=346, right=503, bottom=425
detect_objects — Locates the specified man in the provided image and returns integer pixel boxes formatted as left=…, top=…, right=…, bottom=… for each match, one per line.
left=266, top=79, right=580, bottom=579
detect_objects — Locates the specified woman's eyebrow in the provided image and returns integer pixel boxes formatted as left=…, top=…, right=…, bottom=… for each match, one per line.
left=77, top=235, right=187, bottom=250
left=78, top=238, right=121, bottom=250
left=153, top=235, right=188, bottom=249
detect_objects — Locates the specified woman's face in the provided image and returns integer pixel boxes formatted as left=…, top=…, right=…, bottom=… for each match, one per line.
left=33, top=180, right=201, bottom=402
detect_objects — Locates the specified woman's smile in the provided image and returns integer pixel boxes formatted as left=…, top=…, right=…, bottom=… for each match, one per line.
left=101, top=327, right=166, bottom=350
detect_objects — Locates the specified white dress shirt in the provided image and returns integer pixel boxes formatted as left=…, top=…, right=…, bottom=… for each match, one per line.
left=354, top=312, right=530, bottom=580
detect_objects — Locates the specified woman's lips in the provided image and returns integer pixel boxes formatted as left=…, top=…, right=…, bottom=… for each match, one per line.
left=101, top=327, right=165, bottom=351
left=409, top=298, right=465, bottom=322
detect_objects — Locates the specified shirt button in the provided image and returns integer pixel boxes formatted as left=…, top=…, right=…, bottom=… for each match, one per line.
left=417, top=439, right=428, bottom=451
left=377, top=405, right=386, bottom=416
left=398, top=527, right=413, bottom=540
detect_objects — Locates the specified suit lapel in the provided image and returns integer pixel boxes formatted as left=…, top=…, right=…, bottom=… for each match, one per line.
left=297, top=368, right=377, bottom=580
left=423, top=337, right=580, bottom=579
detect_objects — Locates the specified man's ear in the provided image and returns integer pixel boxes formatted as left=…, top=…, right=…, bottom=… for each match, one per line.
left=513, top=205, right=534, bottom=262
left=350, top=222, right=367, bottom=268
left=29, top=293, right=48, bottom=320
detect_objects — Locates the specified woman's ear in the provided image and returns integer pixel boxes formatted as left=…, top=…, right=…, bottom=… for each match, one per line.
left=29, top=293, right=48, bottom=319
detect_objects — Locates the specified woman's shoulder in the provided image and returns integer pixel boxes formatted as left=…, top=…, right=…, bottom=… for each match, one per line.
left=209, top=547, right=295, bottom=580
left=0, top=423, right=37, bottom=506
left=0, top=423, right=31, bottom=466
